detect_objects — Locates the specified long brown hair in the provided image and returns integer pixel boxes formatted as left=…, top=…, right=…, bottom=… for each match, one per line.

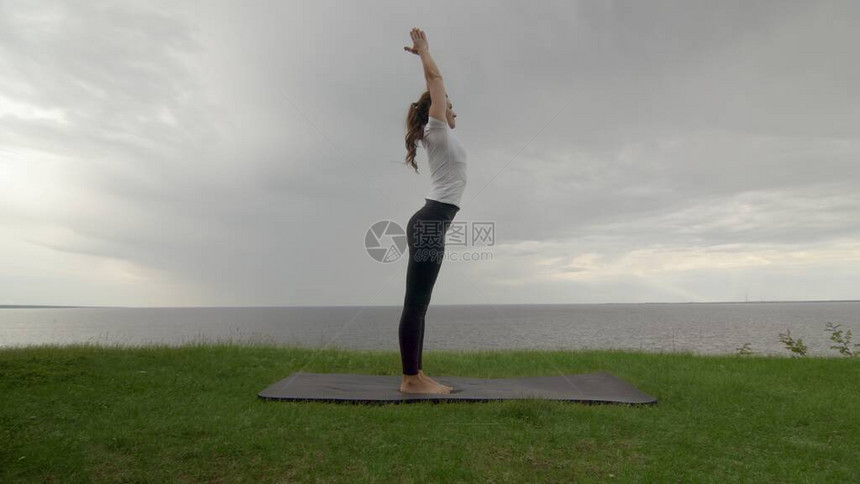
left=404, top=90, right=433, bottom=174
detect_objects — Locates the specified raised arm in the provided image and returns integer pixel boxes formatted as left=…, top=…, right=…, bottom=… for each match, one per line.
left=404, top=28, right=448, bottom=122
left=405, top=28, right=441, bottom=79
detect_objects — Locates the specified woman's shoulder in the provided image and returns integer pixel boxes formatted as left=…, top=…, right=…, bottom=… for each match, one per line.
left=425, top=116, right=448, bottom=131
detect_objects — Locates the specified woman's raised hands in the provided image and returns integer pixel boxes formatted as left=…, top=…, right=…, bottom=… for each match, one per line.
left=403, top=27, right=428, bottom=55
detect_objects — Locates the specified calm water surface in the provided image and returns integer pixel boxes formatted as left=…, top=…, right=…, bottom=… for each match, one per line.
left=1, top=302, right=858, bottom=357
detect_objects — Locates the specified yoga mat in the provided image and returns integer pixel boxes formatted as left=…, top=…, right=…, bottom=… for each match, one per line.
left=258, top=371, right=657, bottom=405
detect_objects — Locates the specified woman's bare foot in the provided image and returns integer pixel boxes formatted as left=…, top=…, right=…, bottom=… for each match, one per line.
left=418, top=370, right=454, bottom=391
left=400, top=373, right=452, bottom=394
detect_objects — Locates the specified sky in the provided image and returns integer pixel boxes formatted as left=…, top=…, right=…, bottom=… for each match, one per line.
left=1, top=0, right=858, bottom=307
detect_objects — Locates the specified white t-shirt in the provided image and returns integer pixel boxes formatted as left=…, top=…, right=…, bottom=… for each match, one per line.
left=421, top=116, right=467, bottom=209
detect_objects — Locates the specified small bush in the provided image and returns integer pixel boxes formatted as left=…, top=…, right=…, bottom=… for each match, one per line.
left=735, top=343, right=754, bottom=356
left=778, top=329, right=807, bottom=358
left=824, top=321, right=859, bottom=357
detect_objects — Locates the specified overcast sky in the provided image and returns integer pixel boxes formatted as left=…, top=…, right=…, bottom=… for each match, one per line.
left=1, top=0, right=858, bottom=307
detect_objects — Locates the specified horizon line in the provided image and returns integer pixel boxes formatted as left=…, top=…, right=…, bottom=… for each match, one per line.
left=2, top=299, right=859, bottom=309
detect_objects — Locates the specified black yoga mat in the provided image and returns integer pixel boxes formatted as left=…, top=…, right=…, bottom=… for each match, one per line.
left=258, top=371, right=657, bottom=405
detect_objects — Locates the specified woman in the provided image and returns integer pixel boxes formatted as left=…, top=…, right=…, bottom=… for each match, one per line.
left=398, top=28, right=467, bottom=394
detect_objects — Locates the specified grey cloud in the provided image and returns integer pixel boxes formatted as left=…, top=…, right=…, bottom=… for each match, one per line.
left=2, top=0, right=858, bottom=306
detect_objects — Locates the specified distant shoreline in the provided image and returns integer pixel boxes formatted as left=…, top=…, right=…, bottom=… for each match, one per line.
left=2, top=300, right=859, bottom=309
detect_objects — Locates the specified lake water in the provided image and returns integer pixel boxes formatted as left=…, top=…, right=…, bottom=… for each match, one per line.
left=1, top=302, right=859, bottom=357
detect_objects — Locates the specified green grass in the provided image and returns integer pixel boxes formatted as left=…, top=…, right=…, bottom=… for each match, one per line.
left=1, top=342, right=858, bottom=483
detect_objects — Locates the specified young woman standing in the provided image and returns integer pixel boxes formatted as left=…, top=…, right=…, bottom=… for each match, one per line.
left=398, top=28, right=468, bottom=394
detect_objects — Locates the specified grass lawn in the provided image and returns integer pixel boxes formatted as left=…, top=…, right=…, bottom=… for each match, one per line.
left=1, top=342, right=858, bottom=482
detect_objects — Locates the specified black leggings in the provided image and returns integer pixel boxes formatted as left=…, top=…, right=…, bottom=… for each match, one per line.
left=398, top=198, right=459, bottom=375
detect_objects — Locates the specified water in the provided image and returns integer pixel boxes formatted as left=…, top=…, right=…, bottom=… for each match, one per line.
left=1, top=302, right=859, bottom=357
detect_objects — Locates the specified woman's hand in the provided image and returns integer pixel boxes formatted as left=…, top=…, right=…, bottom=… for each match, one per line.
left=403, top=27, right=428, bottom=55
